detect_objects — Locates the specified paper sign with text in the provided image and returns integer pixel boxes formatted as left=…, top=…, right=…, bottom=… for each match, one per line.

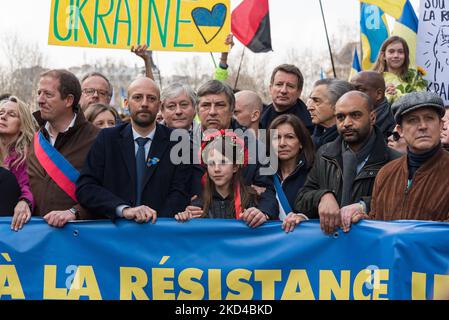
left=416, top=0, right=449, bottom=103
left=48, top=0, right=230, bottom=52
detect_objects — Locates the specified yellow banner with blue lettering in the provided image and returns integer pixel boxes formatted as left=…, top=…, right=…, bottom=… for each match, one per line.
left=48, top=0, right=230, bottom=52
left=1, top=218, right=449, bottom=300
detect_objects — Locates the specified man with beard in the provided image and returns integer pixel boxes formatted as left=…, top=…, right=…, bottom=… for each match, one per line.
left=76, top=77, right=191, bottom=223
left=294, top=91, right=400, bottom=234
left=342, top=92, right=449, bottom=230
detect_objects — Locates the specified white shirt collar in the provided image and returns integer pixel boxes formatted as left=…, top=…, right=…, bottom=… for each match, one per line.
left=131, top=125, right=156, bottom=141
left=44, top=113, right=77, bottom=144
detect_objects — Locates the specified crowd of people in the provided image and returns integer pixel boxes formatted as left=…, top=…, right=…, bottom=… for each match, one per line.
left=1, top=35, right=448, bottom=235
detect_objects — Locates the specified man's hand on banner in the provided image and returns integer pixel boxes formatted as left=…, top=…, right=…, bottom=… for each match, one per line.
left=318, top=193, right=341, bottom=235
left=123, top=206, right=157, bottom=224
left=44, top=210, right=76, bottom=228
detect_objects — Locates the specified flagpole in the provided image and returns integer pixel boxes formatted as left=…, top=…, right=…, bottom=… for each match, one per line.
left=210, top=52, right=217, bottom=68
left=234, top=47, right=246, bottom=90
left=318, top=0, right=337, bottom=78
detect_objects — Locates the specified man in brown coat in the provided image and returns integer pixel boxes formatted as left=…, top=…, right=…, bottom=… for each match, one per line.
left=27, top=69, right=99, bottom=228
left=342, top=91, right=449, bottom=231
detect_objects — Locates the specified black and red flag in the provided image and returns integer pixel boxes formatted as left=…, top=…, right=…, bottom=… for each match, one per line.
left=231, top=0, right=272, bottom=53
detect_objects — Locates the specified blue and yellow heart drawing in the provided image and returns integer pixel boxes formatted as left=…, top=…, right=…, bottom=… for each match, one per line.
left=191, top=3, right=227, bottom=44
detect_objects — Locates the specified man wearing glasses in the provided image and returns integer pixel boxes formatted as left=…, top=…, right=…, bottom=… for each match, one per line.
left=387, top=125, right=407, bottom=154
left=79, top=72, right=113, bottom=112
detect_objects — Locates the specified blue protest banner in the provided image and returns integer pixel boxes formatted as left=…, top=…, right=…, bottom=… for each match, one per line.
left=1, top=218, right=448, bottom=300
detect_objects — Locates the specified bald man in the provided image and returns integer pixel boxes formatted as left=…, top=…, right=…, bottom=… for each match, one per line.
left=350, top=71, right=395, bottom=139
left=295, top=91, right=400, bottom=234
left=234, top=90, right=263, bottom=134
left=77, top=77, right=191, bottom=223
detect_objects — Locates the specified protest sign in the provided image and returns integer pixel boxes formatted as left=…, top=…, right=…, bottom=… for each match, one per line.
left=48, top=0, right=230, bottom=52
left=417, top=0, right=449, bottom=103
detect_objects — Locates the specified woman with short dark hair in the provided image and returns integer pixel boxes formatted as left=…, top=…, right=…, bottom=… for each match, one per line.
left=268, top=114, right=315, bottom=232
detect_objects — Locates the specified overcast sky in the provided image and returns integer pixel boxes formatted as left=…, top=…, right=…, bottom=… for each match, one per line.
left=0, top=0, right=421, bottom=75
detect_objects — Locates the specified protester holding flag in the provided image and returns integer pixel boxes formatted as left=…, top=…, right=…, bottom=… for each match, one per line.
left=0, top=96, right=36, bottom=230
left=28, top=69, right=99, bottom=227
left=267, top=114, right=314, bottom=231
left=175, top=130, right=268, bottom=228
left=372, top=36, right=427, bottom=103
left=213, top=34, right=234, bottom=82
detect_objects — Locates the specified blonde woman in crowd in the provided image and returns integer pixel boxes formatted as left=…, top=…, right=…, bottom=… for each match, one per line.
left=0, top=96, right=36, bottom=230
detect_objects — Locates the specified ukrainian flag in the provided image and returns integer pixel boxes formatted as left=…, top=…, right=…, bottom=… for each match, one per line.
left=349, top=49, right=362, bottom=81
left=360, top=3, right=390, bottom=70
left=392, top=0, right=418, bottom=66
left=360, top=0, right=406, bottom=19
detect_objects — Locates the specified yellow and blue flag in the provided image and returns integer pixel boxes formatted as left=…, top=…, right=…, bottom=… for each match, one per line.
left=360, top=3, right=390, bottom=70
left=349, top=49, right=362, bottom=81
left=392, top=0, right=418, bottom=66
left=360, top=0, right=406, bottom=19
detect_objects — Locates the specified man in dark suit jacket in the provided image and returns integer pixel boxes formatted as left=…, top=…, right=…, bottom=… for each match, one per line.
left=76, top=77, right=191, bottom=223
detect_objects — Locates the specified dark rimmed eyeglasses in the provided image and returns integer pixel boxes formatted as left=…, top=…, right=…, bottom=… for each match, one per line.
left=82, top=88, right=110, bottom=98
left=390, top=131, right=401, bottom=142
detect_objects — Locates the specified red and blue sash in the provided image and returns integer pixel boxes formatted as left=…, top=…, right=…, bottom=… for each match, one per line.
left=33, top=131, right=79, bottom=202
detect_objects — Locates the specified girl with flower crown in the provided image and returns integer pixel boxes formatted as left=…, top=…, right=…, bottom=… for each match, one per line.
left=372, top=36, right=427, bottom=103
left=175, top=130, right=269, bottom=228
